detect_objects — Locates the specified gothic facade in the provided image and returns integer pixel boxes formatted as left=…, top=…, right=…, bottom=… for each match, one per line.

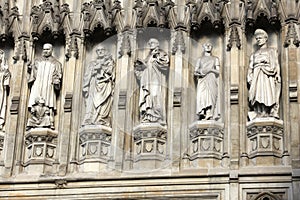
left=0, top=0, right=299, bottom=199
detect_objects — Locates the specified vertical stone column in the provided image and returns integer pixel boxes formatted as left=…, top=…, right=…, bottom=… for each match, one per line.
left=3, top=0, right=32, bottom=177
left=111, top=30, right=135, bottom=172
left=57, top=31, right=84, bottom=176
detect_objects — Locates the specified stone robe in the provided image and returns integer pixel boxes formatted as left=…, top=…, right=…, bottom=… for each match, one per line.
left=247, top=48, right=280, bottom=111
left=82, top=56, right=115, bottom=126
left=28, top=56, right=62, bottom=110
left=195, top=55, right=220, bottom=118
left=135, top=48, right=169, bottom=124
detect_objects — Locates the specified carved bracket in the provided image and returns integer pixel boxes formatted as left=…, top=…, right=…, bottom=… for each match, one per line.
left=188, top=121, right=224, bottom=160
left=79, top=125, right=112, bottom=163
left=24, top=128, right=58, bottom=165
left=133, top=123, right=167, bottom=163
left=246, top=118, right=284, bottom=159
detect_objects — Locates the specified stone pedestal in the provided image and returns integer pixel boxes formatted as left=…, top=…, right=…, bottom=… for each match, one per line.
left=133, top=123, right=167, bottom=170
left=24, top=128, right=58, bottom=174
left=188, top=121, right=224, bottom=168
left=78, top=125, right=112, bottom=172
left=246, top=118, right=284, bottom=166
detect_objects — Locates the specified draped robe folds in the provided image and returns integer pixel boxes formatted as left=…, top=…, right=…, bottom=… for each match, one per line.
left=82, top=56, right=115, bottom=126
left=247, top=48, right=280, bottom=110
left=135, top=49, right=169, bottom=124
left=195, top=55, right=219, bottom=118
left=28, top=56, right=62, bottom=110
left=0, top=67, right=10, bottom=127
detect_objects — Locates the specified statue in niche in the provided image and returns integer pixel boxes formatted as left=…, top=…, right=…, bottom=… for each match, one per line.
left=134, top=38, right=169, bottom=125
left=247, top=29, right=281, bottom=120
left=26, top=97, right=51, bottom=130
left=27, top=43, right=62, bottom=130
left=194, top=43, right=220, bottom=121
left=82, top=45, right=115, bottom=127
left=0, top=49, right=11, bottom=130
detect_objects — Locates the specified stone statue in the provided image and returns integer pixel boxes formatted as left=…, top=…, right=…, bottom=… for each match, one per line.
left=194, top=43, right=220, bottom=120
left=0, top=49, right=11, bottom=130
left=134, top=38, right=169, bottom=125
left=247, top=29, right=281, bottom=120
left=26, top=97, right=51, bottom=130
left=27, top=43, right=62, bottom=130
left=82, top=45, right=115, bottom=127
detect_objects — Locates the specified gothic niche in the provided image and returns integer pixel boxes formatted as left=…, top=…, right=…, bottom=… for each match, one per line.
left=133, top=38, right=169, bottom=169
left=246, top=29, right=284, bottom=165
left=188, top=42, right=224, bottom=166
left=79, top=45, right=115, bottom=169
left=24, top=43, right=62, bottom=173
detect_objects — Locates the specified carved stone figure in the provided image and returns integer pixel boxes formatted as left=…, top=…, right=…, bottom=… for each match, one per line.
left=26, top=97, right=51, bottom=130
left=27, top=43, right=62, bottom=130
left=194, top=43, right=220, bottom=120
left=134, top=38, right=169, bottom=124
left=247, top=29, right=281, bottom=120
left=82, top=45, right=115, bottom=127
left=0, top=49, right=11, bottom=130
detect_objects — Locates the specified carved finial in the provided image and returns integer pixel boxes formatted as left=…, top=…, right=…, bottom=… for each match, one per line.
left=227, top=26, right=241, bottom=51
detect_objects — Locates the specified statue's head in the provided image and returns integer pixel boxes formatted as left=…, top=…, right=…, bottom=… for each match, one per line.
left=148, top=38, right=159, bottom=50
left=254, top=29, right=268, bottom=47
left=202, top=42, right=213, bottom=53
left=95, top=44, right=106, bottom=58
left=42, top=43, right=53, bottom=58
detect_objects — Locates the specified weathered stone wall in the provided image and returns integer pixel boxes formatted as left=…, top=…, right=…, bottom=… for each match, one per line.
left=0, top=0, right=299, bottom=199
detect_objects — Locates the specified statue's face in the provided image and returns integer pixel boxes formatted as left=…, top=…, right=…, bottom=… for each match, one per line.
left=96, top=46, right=106, bottom=58
left=255, top=34, right=267, bottom=47
left=148, top=39, right=159, bottom=50
left=203, top=43, right=212, bottom=52
left=42, top=44, right=53, bottom=58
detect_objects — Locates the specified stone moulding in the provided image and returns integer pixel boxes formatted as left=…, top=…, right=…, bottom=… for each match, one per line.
left=246, top=118, right=284, bottom=159
left=188, top=121, right=224, bottom=160
left=133, top=123, right=167, bottom=162
left=24, top=128, right=58, bottom=166
left=78, top=125, right=112, bottom=164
